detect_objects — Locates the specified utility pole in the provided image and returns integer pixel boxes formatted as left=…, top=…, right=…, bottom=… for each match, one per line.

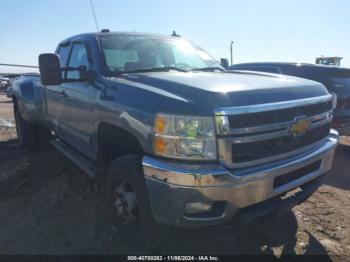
left=230, top=41, right=234, bottom=66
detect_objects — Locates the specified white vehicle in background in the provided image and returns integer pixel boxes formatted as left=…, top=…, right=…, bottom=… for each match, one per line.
left=0, top=77, right=10, bottom=91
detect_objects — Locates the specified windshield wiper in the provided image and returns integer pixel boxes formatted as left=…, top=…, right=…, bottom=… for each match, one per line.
left=113, top=66, right=188, bottom=76
left=192, top=67, right=225, bottom=72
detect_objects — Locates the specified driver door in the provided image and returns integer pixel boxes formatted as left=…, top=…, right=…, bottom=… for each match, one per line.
left=45, top=42, right=71, bottom=138
left=60, top=41, right=97, bottom=158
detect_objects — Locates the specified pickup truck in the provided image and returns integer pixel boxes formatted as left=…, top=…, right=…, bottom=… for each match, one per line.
left=8, top=31, right=338, bottom=249
left=229, top=62, right=350, bottom=135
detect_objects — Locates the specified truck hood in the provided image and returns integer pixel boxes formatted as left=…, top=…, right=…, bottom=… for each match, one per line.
left=110, top=71, right=329, bottom=115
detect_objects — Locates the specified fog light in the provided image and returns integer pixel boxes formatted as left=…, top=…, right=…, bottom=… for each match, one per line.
left=185, top=202, right=213, bottom=215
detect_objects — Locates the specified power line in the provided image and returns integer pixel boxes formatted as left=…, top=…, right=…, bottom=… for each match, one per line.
left=89, top=0, right=100, bottom=32
left=0, top=63, right=38, bottom=69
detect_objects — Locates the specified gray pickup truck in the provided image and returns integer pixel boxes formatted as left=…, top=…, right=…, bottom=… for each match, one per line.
left=8, top=31, right=338, bottom=248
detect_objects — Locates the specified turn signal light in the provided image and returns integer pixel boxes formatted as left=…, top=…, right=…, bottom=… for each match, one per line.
left=155, top=116, right=166, bottom=134
left=155, top=137, right=166, bottom=153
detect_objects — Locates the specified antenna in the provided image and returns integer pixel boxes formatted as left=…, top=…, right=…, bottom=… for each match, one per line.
left=89, top=0, right=100, bottom=32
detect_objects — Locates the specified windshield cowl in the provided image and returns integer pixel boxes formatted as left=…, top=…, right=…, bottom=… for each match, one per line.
left=111, top=66, right=226, bottom=77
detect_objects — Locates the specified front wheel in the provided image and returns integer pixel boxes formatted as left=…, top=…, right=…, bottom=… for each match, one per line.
left=105, top=155, right=169, bottom=251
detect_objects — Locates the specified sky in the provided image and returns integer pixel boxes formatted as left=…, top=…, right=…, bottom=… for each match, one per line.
left=0, top=0, right=349, bottom=73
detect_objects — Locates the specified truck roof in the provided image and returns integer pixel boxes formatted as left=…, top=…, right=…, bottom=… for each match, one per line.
left=58, top=31, right=180, bottom=46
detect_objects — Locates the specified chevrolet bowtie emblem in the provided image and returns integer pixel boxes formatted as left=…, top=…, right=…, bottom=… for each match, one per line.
left=290, top=118, right=310, bottom=136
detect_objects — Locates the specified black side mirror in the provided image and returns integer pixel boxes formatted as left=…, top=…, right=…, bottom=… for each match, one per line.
left=220, top=58, right=229, bottom=69
left=39, top=53, right=62, bottom=85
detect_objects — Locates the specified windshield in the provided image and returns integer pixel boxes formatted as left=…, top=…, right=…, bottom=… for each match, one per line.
left=99, top=34, right=220, bottom=75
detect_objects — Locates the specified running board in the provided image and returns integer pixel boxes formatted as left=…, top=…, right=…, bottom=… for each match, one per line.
left=50, top=139, right=97, bottom=179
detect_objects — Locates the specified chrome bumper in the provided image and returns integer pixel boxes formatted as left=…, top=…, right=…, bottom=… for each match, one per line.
left=142, top=130, right=339, bottom=227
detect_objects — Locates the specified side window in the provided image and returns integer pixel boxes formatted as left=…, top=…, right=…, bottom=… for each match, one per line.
left=67, top=42, right=90, bottom=80
left=57, top=44, right=71, bottom=67
left=57, top=44, right=71, bottom=78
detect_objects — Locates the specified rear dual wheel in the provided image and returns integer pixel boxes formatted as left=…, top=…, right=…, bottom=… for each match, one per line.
left=14, top=106, right=50, bottom=150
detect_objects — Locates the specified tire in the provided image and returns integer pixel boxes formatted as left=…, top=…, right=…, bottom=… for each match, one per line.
left=14, top=108, right=39, bottom=150
left=14, top=104, right=51, bottom=150
left=105, top=155, right=169, bottom=251
left=37, top=125, right=51, bottom=148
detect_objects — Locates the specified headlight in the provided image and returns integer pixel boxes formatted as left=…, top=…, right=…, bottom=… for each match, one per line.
left=154, top=113, right=217, bottom=160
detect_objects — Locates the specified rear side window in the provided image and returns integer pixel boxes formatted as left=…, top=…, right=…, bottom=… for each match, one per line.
left=67, top=42, right=90, bottom=79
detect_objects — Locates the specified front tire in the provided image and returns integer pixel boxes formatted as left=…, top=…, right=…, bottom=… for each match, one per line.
left=105, top=155, right=168, bottom=251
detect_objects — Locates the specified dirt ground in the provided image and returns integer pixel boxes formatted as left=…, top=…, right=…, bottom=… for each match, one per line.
left=0, top=93, right=349, bottom=260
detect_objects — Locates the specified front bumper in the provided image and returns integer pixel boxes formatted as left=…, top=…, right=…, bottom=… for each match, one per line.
left=142, top=130, right=338, bottom=227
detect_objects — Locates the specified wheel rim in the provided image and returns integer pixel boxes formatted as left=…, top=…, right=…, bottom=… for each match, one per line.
left=112, top=180, right=140, bottom=225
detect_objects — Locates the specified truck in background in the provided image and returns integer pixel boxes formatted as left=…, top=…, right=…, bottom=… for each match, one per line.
left=229, top=62, right=350, bottom=136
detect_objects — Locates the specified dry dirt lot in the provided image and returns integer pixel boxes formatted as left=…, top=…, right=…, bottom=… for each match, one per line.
left=0, top=93, right=349, bottom=260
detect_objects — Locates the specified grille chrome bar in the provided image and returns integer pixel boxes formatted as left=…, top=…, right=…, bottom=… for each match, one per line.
left=229, top=115, right=332, bottom=144
left=214, top=94, right=332, bottom=116
left=217, top=110, right=332, bottom=136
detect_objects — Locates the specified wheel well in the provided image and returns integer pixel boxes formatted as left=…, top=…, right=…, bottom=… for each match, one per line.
left=97, top=123, right=144, bottom=168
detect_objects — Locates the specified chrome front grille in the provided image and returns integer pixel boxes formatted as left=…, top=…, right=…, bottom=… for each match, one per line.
left=227, top=100, right=332, bottom=128
left=231, top=123, right=331, bottom=163
left=215, top=95, right=333, bottom=168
